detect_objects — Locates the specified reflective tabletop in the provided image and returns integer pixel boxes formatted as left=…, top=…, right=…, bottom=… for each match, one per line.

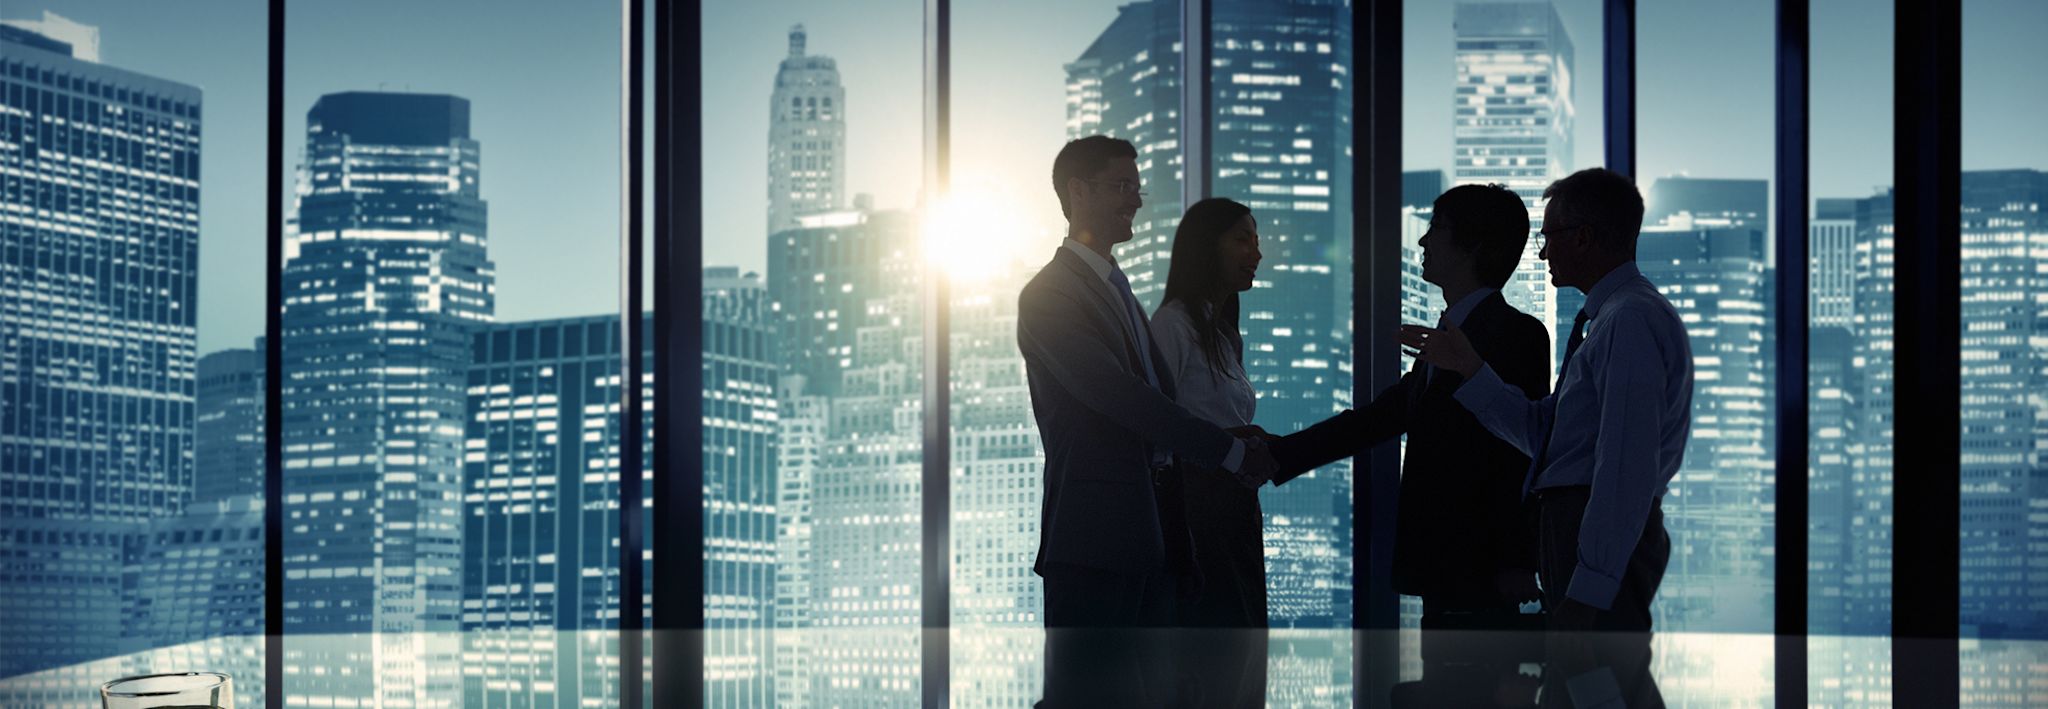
left=2, top=629, right=2043, bottom=707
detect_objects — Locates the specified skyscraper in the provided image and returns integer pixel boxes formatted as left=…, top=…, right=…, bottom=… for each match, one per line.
left=1811, top=199, right=1857, bottom=328
left=1957, top=169, right=2048, bottom=637
left=282, top=91, right=493, bottom=704
left=1846, top=189, right=1894, bottom=635
left=1637, top=177, right=1774, bottom=631
left=0, top=21, right=200, bottom=677
left=768, top=25, right=847, bottom=236
left=1065, top=0, right=1356, bottom=626
left=949, top=261, right=1045, bottom=626
left=1451, top=0, right=1575, bottom=372
left=196, top=348, right=265, bottom=504
left=121, top=496, right=267, bottom=655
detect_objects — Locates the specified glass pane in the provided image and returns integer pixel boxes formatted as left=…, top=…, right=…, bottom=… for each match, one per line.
left=1211, top=0, right=1355, bottom=629
left=1638, top=0, right=1777, bottom=638
left=1959, top=0, right=2048, bottom=640
left=281, top=1, right=623, bottom=705
left=701, top=2, right=926, bottom=705
left=0, top=2, right=266, bottom=704
left=1396, top=0, right=1605, bottom=635
left=1807, top=0, right=1894, bottom=704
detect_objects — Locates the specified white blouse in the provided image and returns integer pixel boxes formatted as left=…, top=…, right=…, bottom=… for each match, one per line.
left=1150, top=299, right=1257, bottom=429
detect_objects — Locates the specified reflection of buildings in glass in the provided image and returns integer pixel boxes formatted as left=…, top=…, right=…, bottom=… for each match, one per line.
left=768, top=25, right=847, bottom=235
left=196, top=347, right=266, bottom=504
left=1958, top=169, right=2048, bottom=638
left=1636, top=177, right=1774, bottom=632
left=122, top=496, right=267, bottom=654
left=1067, top=0, right=1357, bottom=626
left=281, top=91, right=494, bottom=704
left=1451, top=0, right=1575, bottom=375
left=0, top=19, right=200, bottom=677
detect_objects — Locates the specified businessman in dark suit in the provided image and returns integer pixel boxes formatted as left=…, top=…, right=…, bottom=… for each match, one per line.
left=1018, top=136, right=1278, bottom=706
left=1270, top=183, right=1551, bottom=630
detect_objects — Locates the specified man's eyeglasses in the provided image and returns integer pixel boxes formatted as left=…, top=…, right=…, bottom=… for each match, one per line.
left=1080, top=178, right=1147, bottom=198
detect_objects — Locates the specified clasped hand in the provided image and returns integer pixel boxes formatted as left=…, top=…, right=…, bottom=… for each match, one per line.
left=1227, top=425, right=1276, bottom=490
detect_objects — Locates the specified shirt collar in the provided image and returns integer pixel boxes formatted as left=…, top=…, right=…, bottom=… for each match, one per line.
left=1582, top=261, right=1641, bottom=318
left=1440, top=287, right=1498, bottom=328
left=1062, top=237, right=1119, bottom=283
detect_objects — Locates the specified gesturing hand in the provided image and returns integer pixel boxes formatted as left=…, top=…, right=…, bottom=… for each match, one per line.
left=1233, top=435, right=1277, bottom=489
left=1398, top=323, right=1482, bottom=379
left=1226, top=424, right=1272, bottom=441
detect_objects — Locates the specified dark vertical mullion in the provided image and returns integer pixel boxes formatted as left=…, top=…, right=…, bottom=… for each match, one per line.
left=263, top=0, right=285, bottom=706
left=920, top=0, right=952, bottom=706
left=1604, top=0, right=1635, bottom=177
left=652, top=0, right=707, bottom=704
left=1773, top=1, right=1810, bottom=707
left=1354, top=0, right=1402, bottom=706
left=1181, top=0, right=1212, bottom=210
left=619, top=0, right=648, bottom=705
left=1891, top=0, right=1961, bottom=704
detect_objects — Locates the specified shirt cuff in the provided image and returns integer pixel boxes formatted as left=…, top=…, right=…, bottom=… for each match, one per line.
left=1452, top=363, right=1508, bottom=410
left=1565, top=561, right=1622, bottom=610
left=1220, top=438, right=1246, bottom=473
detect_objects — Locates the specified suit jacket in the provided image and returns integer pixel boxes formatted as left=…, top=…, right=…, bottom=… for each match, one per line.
left=1018, top=246, right=1237, bottom=576
left=1272, top=292, right=1551, bottom=602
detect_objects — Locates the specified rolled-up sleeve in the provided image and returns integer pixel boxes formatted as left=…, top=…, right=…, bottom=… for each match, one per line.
left=1564, top=310, right=1667, bottom=610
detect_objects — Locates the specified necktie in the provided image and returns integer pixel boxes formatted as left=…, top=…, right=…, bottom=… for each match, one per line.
left=1523, top=309, right=1591, bottom=498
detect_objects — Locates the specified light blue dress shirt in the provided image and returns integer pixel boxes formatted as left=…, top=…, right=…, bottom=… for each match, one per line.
left=1062, top=238, right=1247, bottom=473
left=1452, top=262, right=1694, bottom=610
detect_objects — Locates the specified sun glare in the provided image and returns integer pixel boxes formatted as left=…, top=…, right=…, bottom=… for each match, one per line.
left=923, top=178, right=1038, bottom=285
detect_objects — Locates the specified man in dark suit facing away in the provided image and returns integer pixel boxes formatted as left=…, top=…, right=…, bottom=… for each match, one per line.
left=1271, top=183, right=1552, bottom=630
left=1017, top=136, right=1278, bottom=706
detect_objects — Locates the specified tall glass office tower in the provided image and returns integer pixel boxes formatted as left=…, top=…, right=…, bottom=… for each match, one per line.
left=768, top=25, right=847, bottom=235
left=281, top=92, right=493, bottom=704
left=1063, top=0, right=1355, bottom=627
left=1957, top=169, right=2048, bottom=637
left=1638, top=177, right=1774, bottom=631
left=0, top=22, right=200, bottom=677
left=1450, top=0, right=1575, bottom=372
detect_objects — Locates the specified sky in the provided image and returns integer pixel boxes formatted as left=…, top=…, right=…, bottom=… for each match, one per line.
left=14, top=0, right=2047, bottom=355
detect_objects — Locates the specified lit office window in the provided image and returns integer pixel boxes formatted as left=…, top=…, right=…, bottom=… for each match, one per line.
left=279, top=1, right=624, bottom=705
left=702, top=2, right=926, bottom=705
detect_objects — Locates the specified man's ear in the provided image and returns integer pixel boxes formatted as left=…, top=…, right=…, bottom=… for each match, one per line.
left=1062, top=177, right=1087, bottom=211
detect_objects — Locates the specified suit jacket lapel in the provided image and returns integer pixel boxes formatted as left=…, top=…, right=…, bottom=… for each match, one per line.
left=1053, top=247, right=1150, bottom=381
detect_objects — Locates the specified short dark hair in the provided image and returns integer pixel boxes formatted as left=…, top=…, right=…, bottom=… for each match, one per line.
left=1542, top=168, right=1645, bottom=256
left=1051, top=135, right=1138, bottom=219
left=1432, top=183, right=1530, bottom=288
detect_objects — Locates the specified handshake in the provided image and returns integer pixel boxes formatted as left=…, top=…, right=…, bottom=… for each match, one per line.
left=1227, top=425, right=1281, bottom=489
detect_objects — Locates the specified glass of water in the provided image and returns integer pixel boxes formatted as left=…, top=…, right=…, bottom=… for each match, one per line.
left=100, top=672, right=232, bottom=709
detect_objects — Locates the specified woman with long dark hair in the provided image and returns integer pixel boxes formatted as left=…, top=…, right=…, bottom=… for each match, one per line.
left=1150, top=197, right=1268, bottom=629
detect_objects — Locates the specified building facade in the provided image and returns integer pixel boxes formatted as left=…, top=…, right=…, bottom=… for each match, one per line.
left=767, top=25, right=847, bottom=236
left=281, top=91, right=493, bottom=704
left=0, top=23, right=201, bottom=677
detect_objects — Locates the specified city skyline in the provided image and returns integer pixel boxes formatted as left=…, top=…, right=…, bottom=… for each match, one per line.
left=5, top=1, right=2048, bottom=703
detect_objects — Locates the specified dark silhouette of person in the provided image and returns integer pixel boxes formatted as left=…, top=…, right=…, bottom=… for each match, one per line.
left=1148, top=198, right=1272, bottom=706
left=1017, top=136, right=1278, bottom=707
left=1405, top=167, right=1694, bottom=644
left=1269, top=183, right=1551, bottom=630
